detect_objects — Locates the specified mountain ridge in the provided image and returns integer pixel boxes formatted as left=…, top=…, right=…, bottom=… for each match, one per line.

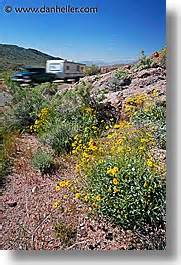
left=0, top=44, right=62, bottom=72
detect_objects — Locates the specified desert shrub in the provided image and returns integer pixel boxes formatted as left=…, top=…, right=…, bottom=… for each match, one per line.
left=152, top=48, right=167, bottom=69
left=71, top=116, right=166, bottom=230
left=42, top=83, right=58, bottom=97
left=86, top=156, right=166, bottom=229
left=136, top=50, right=155, bottom=70
left=92, top=87, right=109, bottom=103
left=41, top=121, right=78, bottom=154
left=32, top=149, right=54, bottom=174
left=11, top=85, right=48, bottom=131
left=36, top=82, right=113, bottom=154
left=54, top=220, right=77, bottom=247
left=1, top=70, right=16, bottom=88
left=114, top=69, right=128, bottom=80
left=84, top=64, right=101, bottom=76
left=108, top=69, right=131, bottom=92
left=159, top=48, right=167, bottom=69
left=132, top=104, right=166, bottom=149
left=0, top=125, right=16, bottom=184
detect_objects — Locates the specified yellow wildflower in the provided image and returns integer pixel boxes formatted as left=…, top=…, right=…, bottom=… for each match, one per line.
left=59, top=179, right=71, bottom=188
left=84, top=195, right=89, bottom=202
left=127, top=147, right=131, bottom=152
left=52, top=200, right=60, bottom=209
left=92, top=202, right=98, bottom=208
left=152, top=89, right=159, bottom=97
left=147, top=159, right=154, bottom=168
left=144, top=181, right=148, bottom=188
left=113, top=187, right=119, bottom=193
left=107, top=167, right=119, bottom=176
left=114, top=124, right=121, bottom=129
left=113, top=178, right=119, bottom=185
left=95, top=195, right=101, bottom=201
left=55, top=185, right=61, bottom=192
left=139, top=146, right=145, bottom=152
left=75, top=193, right=81, bottom=199
left=140, top=138, right=146, bottom=143
left=107, top=134, right=114, bottom=139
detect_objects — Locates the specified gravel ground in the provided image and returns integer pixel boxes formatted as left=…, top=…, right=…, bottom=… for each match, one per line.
left=1, top=134, right=145, bottom=250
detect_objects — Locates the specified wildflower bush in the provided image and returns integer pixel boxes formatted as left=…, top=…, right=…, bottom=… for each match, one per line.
left=87, top=155, right=165, bottom=229
left=71, top=120, right=166, bottom=230
left=32, top=149, right=54, bottom=174
left=35, top=82, right=115, bottom=154
left=68, top=89, right=166, bottom=233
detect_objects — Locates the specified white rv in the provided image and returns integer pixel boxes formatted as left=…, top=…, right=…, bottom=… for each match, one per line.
left=46, top=60, right=86, bottom=81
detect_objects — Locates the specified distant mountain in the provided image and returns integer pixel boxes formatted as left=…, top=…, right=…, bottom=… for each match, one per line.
left=0, top=44, right=62, bottom=72
left=80, top=59, right=137, bottom=66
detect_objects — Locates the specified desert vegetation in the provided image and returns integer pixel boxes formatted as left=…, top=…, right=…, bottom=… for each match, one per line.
left=1, top=49, right=167, bottom=250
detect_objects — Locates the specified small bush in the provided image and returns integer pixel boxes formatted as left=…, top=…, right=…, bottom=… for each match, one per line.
left=159, top=48, right=167, bottom=69
left=11, top=85, right=49, bottom=131
left=132, top=104, right=166, bottom=149
left=32, top=149, right=54, bottom=174
left=0, top=125, right=16, bottom=185
left=72, top=114, right=166, bottom=231
left=84, top=64, right=101, bottom=76
left=54, top=220, right=77, bottom=247
left=38, top=82, right=110, bottom=154
left=136, top=50, right=155, bottom=70
left=108, top=70, right=131, bottom=92
left=114, top=69, right=128, bottom=80
left=42, top=121, right=78, bottom=154
left=87, top=156, right=166, bottom=229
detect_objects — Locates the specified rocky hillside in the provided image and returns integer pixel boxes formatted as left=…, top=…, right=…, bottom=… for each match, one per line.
left=71, top=49, right=166, bottom=119
left=0, top=44, right=61, bottom=72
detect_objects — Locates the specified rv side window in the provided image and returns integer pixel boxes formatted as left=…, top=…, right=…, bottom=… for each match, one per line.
left=66, top=65, right=70, bottom=70
left=77, top=65, right=80, bottom=71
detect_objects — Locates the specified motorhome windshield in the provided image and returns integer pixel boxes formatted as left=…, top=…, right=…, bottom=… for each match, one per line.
left=49, top=63, right=63, bottom=72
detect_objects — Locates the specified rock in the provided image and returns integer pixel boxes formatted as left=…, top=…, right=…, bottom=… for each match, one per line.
left=7, top=200, right=17, bottom=207
left=88, top=244, right=95, bottom=250
left=32, top=186, right=38, bottom=193
left=105, top=232, right=113, bottom=241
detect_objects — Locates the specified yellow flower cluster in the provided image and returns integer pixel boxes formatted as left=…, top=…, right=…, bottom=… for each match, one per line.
left=112, top=177, right=119, bottom=185
left=74, top=120, right=157, bottom=181
left=72, top=137, right=97, bottom=159
left=75, top=192, right=81, bottom=199
left=52, top=200, right=60, bottom=209
left=124, top=93, right=149, bottom=117
left=107, top=166, right=119, bottom=176
left=55, top=179, right=71, bottom=191
left=146, top=159, right=155, bottom=168
left=151, top=89, right=159, bottom=98
left=81, top=106, right=94, bottom=114
left=30, top=107, right=49, bottom=132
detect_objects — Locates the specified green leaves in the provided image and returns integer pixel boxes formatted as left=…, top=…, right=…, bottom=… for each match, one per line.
left=87, top=155, right=166, bottom=230
left=32, top=149, right=54, bottom=174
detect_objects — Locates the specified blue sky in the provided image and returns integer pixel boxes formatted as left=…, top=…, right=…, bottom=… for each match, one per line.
left=0, top=0, right=166, bottom=62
